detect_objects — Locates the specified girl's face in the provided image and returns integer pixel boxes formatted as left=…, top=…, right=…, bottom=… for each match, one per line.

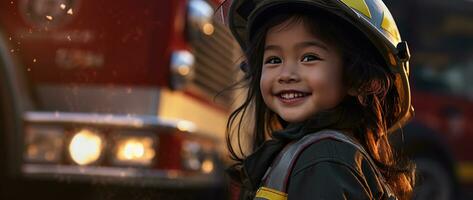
left=260, top=19, right=346, bottom=123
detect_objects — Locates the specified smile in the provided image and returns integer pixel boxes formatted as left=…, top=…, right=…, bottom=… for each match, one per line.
left=275, top=90, right=311, bottom=104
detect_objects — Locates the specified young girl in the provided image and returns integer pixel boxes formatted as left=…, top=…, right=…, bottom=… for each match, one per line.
left=222, top=0, right=416, bottom=199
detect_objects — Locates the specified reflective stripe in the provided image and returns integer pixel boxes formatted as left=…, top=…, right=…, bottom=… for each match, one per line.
left=255, top=187, right=288, bottom=200
left=457, top=162, right=473, bottom=182
left=380, top=3, right=401, bottom=43
left=340, top=0, right=372, bottom=18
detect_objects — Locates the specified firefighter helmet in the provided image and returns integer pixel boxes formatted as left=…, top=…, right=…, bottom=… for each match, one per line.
left=217, top=0, right=413, bottom=132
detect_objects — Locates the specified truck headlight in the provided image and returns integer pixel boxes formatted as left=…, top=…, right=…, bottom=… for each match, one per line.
left=113, top=135, right=156, bottom=166
left=68, top=129, right=104, bottom=165
left=187, top=0, right=214, bottom=36
left=24, top=125, right=64, bottom=163
left=170, top=50, right=195, bottom=90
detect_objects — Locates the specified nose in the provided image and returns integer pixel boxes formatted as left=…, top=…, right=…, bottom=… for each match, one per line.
left=278, top=62, right=300, bottom=84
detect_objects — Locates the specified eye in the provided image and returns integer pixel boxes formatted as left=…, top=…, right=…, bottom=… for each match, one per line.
left=301, top=54, right=321, bottom=62
left=264, top=56, right=282, bottom=65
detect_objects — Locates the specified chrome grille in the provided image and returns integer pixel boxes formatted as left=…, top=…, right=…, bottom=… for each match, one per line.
left=191, top=22, right=239, bottom=107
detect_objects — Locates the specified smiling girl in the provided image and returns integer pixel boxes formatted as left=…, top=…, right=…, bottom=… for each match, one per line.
left=222, top=0, right=416, bottom=200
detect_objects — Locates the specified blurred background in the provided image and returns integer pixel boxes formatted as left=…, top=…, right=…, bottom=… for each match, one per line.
left=385, top=0, right=473, bottom=199
left=0, top=0, right=472, bottom=199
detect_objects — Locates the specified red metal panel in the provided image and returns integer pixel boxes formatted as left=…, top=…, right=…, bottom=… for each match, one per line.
left=0, top=0, right=187, bottom=86
left=412, top=91, right=473, bottom=161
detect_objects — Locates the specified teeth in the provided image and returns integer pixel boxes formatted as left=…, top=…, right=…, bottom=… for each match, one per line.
left=280, top=92, right=305, bottom=99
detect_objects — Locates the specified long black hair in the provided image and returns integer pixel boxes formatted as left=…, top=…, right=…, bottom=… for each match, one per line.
left=226, top=7, right=415, bottom=200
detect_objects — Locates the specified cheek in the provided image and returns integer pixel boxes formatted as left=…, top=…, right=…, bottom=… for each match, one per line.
left=308, top=66, right=345, bottom=101
left=260, top=70, right=278, bottom=108
left=307, top=68, right=332, bottom=91
left=324, top=67, right=346, bottom=103
left=260, top=71, right=272, bottom=94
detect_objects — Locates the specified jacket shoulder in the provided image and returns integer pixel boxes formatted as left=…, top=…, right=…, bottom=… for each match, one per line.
left=292, top=138, right=365, bottom=172
left=288, top=138, right=386, bottom=199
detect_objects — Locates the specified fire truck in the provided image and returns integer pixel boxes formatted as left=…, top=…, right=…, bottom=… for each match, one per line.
left=0, top=0, right=237, bottom=199
left=384, top=0, right=473, bottom=199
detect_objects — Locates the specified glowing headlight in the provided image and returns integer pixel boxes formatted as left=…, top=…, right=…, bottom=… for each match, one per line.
left=24, top=125, right=64, bottom=163
left=170, top=50, right=195, bottom=90
left=69, top=129, right=103, bottom=165
left=187, top=0, right=214, bottom=35
left=114, top=136, right=156, bottom=166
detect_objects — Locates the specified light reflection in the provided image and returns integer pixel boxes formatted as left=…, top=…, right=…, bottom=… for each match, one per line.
left=177, top=65, right=191, bottom=76
left=201, top=159, right=214, bottom=173
left=177, top=120, right=197, bottom=132
left=202, top=23, right=214, bottom=35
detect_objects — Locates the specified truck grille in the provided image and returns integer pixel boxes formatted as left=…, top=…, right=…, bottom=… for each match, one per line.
left=190, top=22, right=239, bottom=108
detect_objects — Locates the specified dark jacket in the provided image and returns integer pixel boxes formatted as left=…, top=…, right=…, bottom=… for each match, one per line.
left=227, top=107, right=391, bottom=200
left=284, top=138, right=387, bottom=199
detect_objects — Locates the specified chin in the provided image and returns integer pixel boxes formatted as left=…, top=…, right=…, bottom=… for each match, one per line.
left=280, top=115, right=308, bottom=123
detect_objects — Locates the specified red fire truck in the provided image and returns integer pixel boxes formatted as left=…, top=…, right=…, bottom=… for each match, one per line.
left=385, top=0, right=473, bottom=199
left=0, top=0, right=237, bottom=199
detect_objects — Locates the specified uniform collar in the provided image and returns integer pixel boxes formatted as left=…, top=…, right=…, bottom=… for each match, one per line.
left=240, top=103, right=352, bottom=191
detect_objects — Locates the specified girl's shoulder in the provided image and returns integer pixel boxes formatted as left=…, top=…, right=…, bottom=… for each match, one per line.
left=291, top=137, right=368, bottom=174
left=287, top=136, right=387, bottom=199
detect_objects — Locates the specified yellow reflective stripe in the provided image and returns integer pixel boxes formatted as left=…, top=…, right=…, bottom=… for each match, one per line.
left=340, top=0, right=372, bottom=19
left=381, top=5, right=401, bottom=43
left=457, top=162, right=473, bottom=182
left=255, top=187, right=288, bottom=200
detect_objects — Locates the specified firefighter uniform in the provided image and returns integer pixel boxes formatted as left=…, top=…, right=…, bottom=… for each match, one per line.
left=228, top=108, right=394, bottom=200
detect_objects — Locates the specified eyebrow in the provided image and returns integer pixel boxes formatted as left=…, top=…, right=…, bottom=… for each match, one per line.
left=264, top=41, right=328, bottom=51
